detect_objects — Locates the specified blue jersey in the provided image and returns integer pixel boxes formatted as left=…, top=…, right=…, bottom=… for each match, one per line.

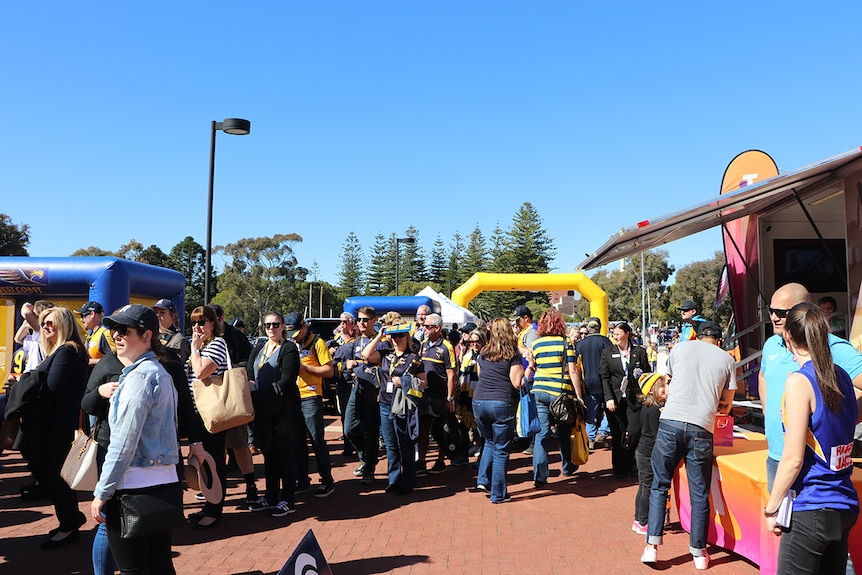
left=785, top=361, right=858, bottom=514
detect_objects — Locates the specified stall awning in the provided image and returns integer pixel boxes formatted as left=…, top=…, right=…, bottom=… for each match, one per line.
left=579, top=147, right=862, bottom=270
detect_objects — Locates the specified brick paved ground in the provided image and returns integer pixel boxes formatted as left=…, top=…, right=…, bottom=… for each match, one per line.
left=0, top=416, right=760, bottom=575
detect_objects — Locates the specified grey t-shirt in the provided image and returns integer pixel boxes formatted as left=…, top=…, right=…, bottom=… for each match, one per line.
left=662, top=339, right=736, bottom=432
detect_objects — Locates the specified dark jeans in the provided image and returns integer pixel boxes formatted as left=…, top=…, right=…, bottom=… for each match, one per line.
left=648, top=419, right=713, bottom=553
left=336, top=379, right=354, bottom=453
left=261, top=429, right=296, bottom=505
left=295, top=396, right=333, bottom=486
left=379, top=403, right=416, bottom=489
left=473, top=399, right=515, bottom=502
left=634, top=450, right=653, bottom=525
left=778, top=508, right=858, bottom=574
left=345, top=382, right=380, bottom=471
left=199, top=422, right=227, bottom=518
left=105, top=494, right=176, bottom=575
left=533, top=391, right=576, bottom=482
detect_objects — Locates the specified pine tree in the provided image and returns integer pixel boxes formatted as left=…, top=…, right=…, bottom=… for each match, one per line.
left=400, top=226, right=426, bottom=284
left=365, top=233, right=391, bottom=295
left=443, top=232, right=466, bottom=296
left=464, top=224, right=488, bottom=276
left=428, top=234, right=448, bottom=286
left=337, top=231, right=365, bottom=299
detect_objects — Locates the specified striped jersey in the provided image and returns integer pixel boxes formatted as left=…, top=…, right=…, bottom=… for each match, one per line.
left=530, top=335, right=575, bottom=396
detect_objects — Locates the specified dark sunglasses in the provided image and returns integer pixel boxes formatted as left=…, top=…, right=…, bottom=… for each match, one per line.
left=80, top=311, right=93, bottom=318
left=340, top=319, right=353, bottom=324
left=40, top=320, right=54, bottom=329
left=264, top=322, right=282, bottom=328
left=469, top=340, right=481, bottom=344
left=191, top=320, right=208, bottom=327
left=357, top=317, right=372, bottom=323
left=423, top=324, right=439, bottom=329
left=391, top=333, right=407, bottom=339
left=768, top=307, right=791, bottom=319
left=111, top=324, right=139, bottom=337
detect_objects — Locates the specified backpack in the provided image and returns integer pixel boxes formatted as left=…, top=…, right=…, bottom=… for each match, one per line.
left=442, top=411, right=469, bottom=459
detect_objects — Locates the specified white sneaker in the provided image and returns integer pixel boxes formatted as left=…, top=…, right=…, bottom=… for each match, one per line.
left=640, top=546, right=657, bottom=564
left=693, top=552, right=710, bottom=570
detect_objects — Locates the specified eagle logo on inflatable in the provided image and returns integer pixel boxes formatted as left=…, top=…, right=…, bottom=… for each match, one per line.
left=0, top=268, right=46, bottom=286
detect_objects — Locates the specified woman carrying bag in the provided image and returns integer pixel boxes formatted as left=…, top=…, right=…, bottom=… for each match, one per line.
left=244, top=311, right=302, bottom=517
left=90, top=305, right=181, bottom=575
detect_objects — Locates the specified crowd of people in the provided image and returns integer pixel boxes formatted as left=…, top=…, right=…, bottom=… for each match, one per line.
left=4, top=285, right=862, bottom=573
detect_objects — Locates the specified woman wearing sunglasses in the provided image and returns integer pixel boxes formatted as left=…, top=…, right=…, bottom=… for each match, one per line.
left=362, top=322, right=425, bottom=495
left=244, top=312, right=301, bottom=517
left=185, top=305, right=229, bottom=530
left=20, top=306, right=88, bottom=548
left=456, top=329, right=486, bottom=457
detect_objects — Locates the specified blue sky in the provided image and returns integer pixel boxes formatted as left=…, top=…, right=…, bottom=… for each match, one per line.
left=3, top=2, right=861, bottom=285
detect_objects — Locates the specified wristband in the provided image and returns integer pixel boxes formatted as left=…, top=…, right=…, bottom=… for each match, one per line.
left=763, top=507, right=778, bottom=517
left=192, top=349, right=202, bottom=355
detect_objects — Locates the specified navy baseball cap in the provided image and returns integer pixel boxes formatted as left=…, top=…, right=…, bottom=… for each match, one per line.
left=76, top=301, right=104, bottom=315
left=103, top=304, right=160, bottom=335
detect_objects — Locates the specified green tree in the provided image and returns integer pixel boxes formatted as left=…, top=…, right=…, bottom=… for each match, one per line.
left=589, top=249, right=674, bottom=330
left=400, top=227, right=426, bottom=285
left=0, top=214, right=30, bottom=256
left=365, top=233, right=391, bottom=295
left=136, top=245, right=170, bottom=267
left=167, top=236, right=207, bottom=325
left=428, top=235, right=448, bottom=287
left=464, top=224, right=488, bottom=275
left=71, top=246, right=113, bottom=256
left=670, top=251, right=733, bottom=329
left=214, top=234, right=307, bottom=334
left=337, top=231, right=365, bottom=300
left=443, top=232, right=466, bottom=296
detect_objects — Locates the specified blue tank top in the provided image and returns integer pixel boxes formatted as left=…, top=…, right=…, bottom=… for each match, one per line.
left=785, top=361, right=859, bottom=513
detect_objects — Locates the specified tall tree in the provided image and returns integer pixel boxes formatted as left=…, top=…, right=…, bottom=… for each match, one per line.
left=443, top=232, right=466, bottom=296
left=671, top=251, right=733, bottom=329
left=116, top=239, right=144, bottom=260
left=464, top=224, right=488, bottom=275
left=400, top=226, right=426, bottom=285
left=337, top=231, right=365, bottom=299
left=215, top=234, right=307, bottom=334
left=71, top=246, right=114, bottom=256
left=136, top=245, right=170, bottom=267
left=428, top=234, right=448, bottom=287
left=365, top=233, right=391, bottom=296
left=0, top=214, right=30, bottom=256
left=589, top=249, right=674, bottom=329
left=167, top=236, right=208, bottom=324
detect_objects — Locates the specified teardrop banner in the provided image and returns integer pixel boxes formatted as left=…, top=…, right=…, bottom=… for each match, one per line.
left=277, top=529, right=333, bottom=575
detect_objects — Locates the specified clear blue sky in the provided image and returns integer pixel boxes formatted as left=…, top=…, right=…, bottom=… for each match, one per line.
left=3, top=2, right=861, bottom=285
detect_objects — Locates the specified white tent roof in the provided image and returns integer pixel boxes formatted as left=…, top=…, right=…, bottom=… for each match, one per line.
left=416, top=286, right=479, bottom=327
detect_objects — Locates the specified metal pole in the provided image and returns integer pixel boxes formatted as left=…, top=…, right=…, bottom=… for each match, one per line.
left=641, top=252, right=647, bottom=344
left=204, top=120, right=217, bottom=304
left=395, top=239, right=400, bottom=296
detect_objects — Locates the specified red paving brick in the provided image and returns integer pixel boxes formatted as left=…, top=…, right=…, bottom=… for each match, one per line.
left=0, top=416, right=760, bottom=575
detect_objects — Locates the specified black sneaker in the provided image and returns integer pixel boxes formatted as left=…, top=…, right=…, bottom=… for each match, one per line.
left=270, top=501, right=296, bottom=517
left=295, top=483, right=313, bottom=494
left=245, top=485, right=259, bottom=503
left=247, top=496, right=272, bottom=512
left=428, top=461, right=447, bottom=474
left=360, top=474, right=374, bottom=485
left=491, top=496, right=512, bottom=504
left=313, top=484, right=335, bottom=499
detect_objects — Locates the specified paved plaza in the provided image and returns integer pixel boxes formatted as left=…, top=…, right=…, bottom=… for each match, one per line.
left=0, top=416, right=760, bottom=575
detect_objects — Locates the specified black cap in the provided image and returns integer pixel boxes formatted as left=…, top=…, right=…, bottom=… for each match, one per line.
left=677, top=300, right=697, bottom=311
left=103, top=304, right=160, bottom=335
left=586, top=317, right=601, bottom=331
left=76, top=301, right=104, bottom=315
left=285, top=312, right=305, bottom=338
left=696, top=321, right=722, bottom=338
left=230, top=318, right=244, bottom=328
left=459, top=322, right=478, bottom=333
left=152, top=299, right=177, bottom=314
left=510, top=305, right=532, bottom=320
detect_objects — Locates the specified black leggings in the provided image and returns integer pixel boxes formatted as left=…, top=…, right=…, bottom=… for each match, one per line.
left=105, top=496, right=176, bottom=575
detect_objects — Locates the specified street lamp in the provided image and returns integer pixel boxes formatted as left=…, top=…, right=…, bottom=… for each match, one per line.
left=205, top=118, right=251, bottom=304
left=394, top=236, right=415, bottom=296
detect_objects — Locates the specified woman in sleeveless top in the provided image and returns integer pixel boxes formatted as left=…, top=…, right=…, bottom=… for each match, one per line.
left=764, top=302, right=859, bottom=574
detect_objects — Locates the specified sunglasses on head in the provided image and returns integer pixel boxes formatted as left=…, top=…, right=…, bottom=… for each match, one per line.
left=768, top=306, right=791, bottom=319
left=191, top=320, right=208, bottom=327
left=264, top=322, right=282, bottom=328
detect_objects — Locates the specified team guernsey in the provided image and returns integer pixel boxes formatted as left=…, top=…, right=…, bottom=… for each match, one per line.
left=292, top=332, right=333, bottom=399
left=782, top=361, right=859, bottom=513
left=88, top=325, right=116, bottom=360
left=530, top=335, right=575, bottom=396
left=420, top=337, right=456, bottom=399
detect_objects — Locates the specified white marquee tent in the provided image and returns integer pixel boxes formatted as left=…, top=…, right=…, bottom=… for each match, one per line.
left=416, top=286, right=479, bottom=327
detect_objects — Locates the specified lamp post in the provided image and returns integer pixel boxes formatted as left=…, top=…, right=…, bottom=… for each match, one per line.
left=394, top=236, right=416, bottom=296
left=205, top=118, right=251, bottom=304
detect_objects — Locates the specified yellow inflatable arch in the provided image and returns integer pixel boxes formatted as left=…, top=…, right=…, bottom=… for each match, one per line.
left=451, top=272, right=609, bottom=335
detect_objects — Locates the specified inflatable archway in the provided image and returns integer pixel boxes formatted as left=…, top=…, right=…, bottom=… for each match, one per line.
left=451, top=272, right=608, bottom=334
left=0, top=257, right=185, bottom=385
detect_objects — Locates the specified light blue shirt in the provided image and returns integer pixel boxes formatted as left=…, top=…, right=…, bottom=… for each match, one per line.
left=763, top=333, right=862, bottom=461
left=94, top=352, right=179, bottom=500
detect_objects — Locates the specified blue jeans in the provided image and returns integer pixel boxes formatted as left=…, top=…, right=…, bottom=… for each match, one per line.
left=533, top=391, right=577, bottom=482
left=583, top=392, right=610, bottom=441
left=344, top=382, right=380, bottom=471
left=473, top=399, right=515, bottom=502
left=766, top=456, right=779, bottom=492
left=648, top=419, right=713, bottom=554
left=296, top=396, right=334, bottom=486
left=379, top=403, right=416, bottom=489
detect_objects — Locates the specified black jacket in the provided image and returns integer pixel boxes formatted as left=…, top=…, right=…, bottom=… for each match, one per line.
left=246, top=339, right=301, bottom=451
left=599, top=344, right=650, bottom=408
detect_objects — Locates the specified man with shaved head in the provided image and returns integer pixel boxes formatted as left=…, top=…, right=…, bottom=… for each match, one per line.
left=759, top=283, right=862, bottom=489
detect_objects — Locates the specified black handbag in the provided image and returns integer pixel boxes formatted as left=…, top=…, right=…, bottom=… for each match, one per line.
left=117, top=482, right=185, bottom=539
left=549, top=391, right=577, bottom=425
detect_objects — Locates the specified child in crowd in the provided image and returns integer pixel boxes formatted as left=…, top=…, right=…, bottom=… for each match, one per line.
left=632, top=373, right=669, bottom=535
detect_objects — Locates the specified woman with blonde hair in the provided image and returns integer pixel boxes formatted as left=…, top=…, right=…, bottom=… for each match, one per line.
left=473, top=318, right=524, bottom=503
left=20, top=306, right=89, bottom=548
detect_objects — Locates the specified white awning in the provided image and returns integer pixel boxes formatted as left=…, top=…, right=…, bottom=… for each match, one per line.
left=579, top=147, right=862, bottom=270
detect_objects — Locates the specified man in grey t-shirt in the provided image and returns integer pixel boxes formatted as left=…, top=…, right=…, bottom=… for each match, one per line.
left=641, top=321, right=736, bottom=569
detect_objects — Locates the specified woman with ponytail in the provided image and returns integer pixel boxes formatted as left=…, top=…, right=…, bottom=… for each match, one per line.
left=764, top=302, right=860, bottom=574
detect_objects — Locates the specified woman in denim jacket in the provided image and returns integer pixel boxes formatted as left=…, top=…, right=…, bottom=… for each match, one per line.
left=91, top=305, right=180, bottom=575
